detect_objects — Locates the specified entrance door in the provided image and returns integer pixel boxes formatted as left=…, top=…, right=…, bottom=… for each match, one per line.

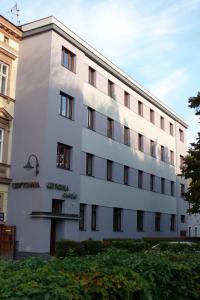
left=50, top=220, right=57, bottom=256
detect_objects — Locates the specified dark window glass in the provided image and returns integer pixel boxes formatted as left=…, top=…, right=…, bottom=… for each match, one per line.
left=170, top=123, right=174, bottom=136
left=57, top=143, right=71, bottom=169
left=108, top=80, right=114, bottom=98
left=150, top=174, right=155, bottom=192
left=160, top=116, right=165, bottom=130
left=179, top=129, right=184, bottom=142
left=170, top=214, right=175, bottom=231
left=150, top=140, right=155, bottom=157
left=181, top=215, right=185, bottom=223
left=52, top=199, right=63, bottom=214
left=62, top=47, right=76, bottom=72
left=180, top=184, right=185, bottom=197
left=107, top=118, right=114, bottom=139
left=79, top=204, right=86, bottom=230
left=138, top=170, right=143, bottom=189
left=124, top=166, right=129, bottom=185
left=88, top=107, right=95, bottom=130
left=113, top=208, right=122, bottom=231
left=91, top=205, right=98, bottom=230
left=161, top=178, right=165, bottom=194
left=124, top=126, right=130, bottom=146
left=155, top=212, right=161, bottom=232
left=89, top=67, right=96, bottom=86
left=86, top=153, right=93, bottom=176
left=171, top=181, right=174, bottom=196
left=161, top=145, right=165, bottom=161
left=150, top=109, right=155, bottom=123
left=137, top=210, right=144, bottom=232
left=138, top=101, right=143, bottom=116
left=170, top=150, right=174, bottom=165
left=138, top=134, right=143, bottom=151
left=124, top=91, right=130, bottom=108
left=107, top=160, right=113, bottom=181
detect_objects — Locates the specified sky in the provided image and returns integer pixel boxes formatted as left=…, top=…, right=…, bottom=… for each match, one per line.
left=1, top=0, right=199, bottom=146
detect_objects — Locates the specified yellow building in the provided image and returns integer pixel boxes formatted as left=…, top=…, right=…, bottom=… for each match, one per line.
left=0, top=15, right=22, bottom=223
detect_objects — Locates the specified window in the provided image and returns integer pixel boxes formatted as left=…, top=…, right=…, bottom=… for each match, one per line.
left=107, top=118, right=114, bottom=139
left=150, top=109, right=155, bottom=123
left=88, top=67, right=96, bottom=86
left=188, top=226, right=191, bottom=237
left=155, top=212, right=161, bottom=232
left=57, top=143, right=71, bottom=170
left=180, top=155, right=184, bottom=168
left=138, top=170, right=143, bottom=189
left=124, top=166, right=129, bottom=185
left=91, top=205, right=98, bottom=231
left=170, top=150, right=174, bottom=165
left=160, top=116, right=164, bottom=130
left=124, top=126, right=130, bottom=146
left=124, top=91, right=130, bottom=108
left=4, top=36, right=9, bottom=44
left=0, top=128, right=4, bottom=162
left=79, top=204, right=86, bottom=230
left=0, top=62, right=8, bottom=95
left=62, top=47, right=76, bottom=72
left=59, top=92, right=73, bottom=119
left=181, top=215, right=185, bottom=223
left=180, top=184, right=185, bottom=197
left=170, top=123, right=174, bottom=136
left=150, top=174, right=155, bottom=192
left=113, top=208, right=122, bottom=231
left=195, top=227, right=198, bottom=237
left=179, top=129, right=184, bottom=142
left=52, top=199, right=63, bottom=214
left=138, top=101, right=143, bottom=116
left=87, top=107, right=95, bottom=130
left=170, top=181, right=174, bottom=196
left=150, top=140, right=155, bottom=157
left=86, top=153, right=93, bottom=176
left=137, top=210, right=144, bottom=232
left=138, top=134, right=143, bottom=151
left=161, top=178, right=165, bottom=194
left=161, top=145, right=165, bottom=161
left=107, top=160, right=113, bottom=181
left=170, top=214, right=175, bottom=231
left=108, top=80, right=114, bottom=98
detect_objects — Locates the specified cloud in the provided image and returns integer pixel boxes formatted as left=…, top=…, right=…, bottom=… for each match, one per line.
left=147, top=69, right=189, bottom=101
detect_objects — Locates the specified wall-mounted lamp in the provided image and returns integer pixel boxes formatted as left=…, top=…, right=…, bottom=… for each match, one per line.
left=24, top=154, right=39, bottom=176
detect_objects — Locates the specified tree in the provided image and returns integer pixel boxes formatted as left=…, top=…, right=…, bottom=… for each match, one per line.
left=181, top=92, right=200, bottom=213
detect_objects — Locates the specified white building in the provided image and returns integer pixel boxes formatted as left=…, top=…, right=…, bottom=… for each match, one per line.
left=7, top=16, right=188, bottom=256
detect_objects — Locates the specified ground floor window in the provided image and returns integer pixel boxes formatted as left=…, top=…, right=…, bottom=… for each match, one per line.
left=113, top=208, right=122, bottom=232
left=91, top=205, right=98, bottom=231
left=155, top=212, right=161, bottom=232
left=79, top=204, right=86, bottom=231
left=137, top=210, right=144, bottom=232
left=170, top=214, right=176, bottom=231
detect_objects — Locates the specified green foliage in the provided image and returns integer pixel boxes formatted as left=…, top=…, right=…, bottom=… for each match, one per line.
left=181, top=92, right=200, bottom=213
left=1, top=250, right=200, bottom=299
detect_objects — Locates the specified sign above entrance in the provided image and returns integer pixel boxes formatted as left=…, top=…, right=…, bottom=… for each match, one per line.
left=12, top=182, right=40, bottom=189
left=46, top=182, right=77, bottom=199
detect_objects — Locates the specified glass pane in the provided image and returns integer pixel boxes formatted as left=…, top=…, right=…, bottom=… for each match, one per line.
left=63, top=52, right=69, bottom=68
left=1, top=76, right=6, bottom=94
left=61, top=96, right=66, bottom=116
left=2, top=65, right=7, bottom=75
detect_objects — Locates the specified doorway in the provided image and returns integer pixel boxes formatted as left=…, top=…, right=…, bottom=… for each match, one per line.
left=50, top=220, right=57, bottom=256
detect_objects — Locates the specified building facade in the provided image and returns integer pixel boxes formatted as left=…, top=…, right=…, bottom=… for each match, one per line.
left=0, top=16, right=22, bottom=223
left=7, top=16, right=188, bottom=255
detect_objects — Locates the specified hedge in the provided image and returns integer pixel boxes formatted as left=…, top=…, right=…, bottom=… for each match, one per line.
left=0, top=250, right=200, bottom=299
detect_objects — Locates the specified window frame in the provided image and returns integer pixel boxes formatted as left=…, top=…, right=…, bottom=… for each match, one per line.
left=170, top=123, right=174, bottom=136
left=138, top=133, right=143, bottom=151
left=161, top=177, right=165, bottom=194
left=124, top=91, right=130, bottom=108
left=150, top=174, right=155, bottom=192
left=87, top=107, right=95, bottom=130
left=108, top=80, right=114, bottom=98
left=138, top=101, right=143, bottom=116
left=137, top=210, right=144, bottom=232
left=0, top=128, right=4, bottom=163
left=88, top=66, right=96, bottom=87
left=56, top=143, right=71, bottom=170
left=79, top=204, right=86, bottom=231
left=170, top=214, right=176, bottom=232
left=59, top=92, right=74, bottom=120
left=91, top=205, right=98, bottom=231
left=0, top=61, right=9, bottom=96
left=150, top=109, right=155, bottom=124
left=124, top=126, right=130, bottom=146
left=113, top=207, right=122, bottom=232
left=107, top=160, right=113, bottom=181
left=86, top=153, right=93, bottom=176
left=124, top=165, right=129, bottom=185
left=170, top=181, right=174, bottom=196
left=107, top=117, right=114, bottom=139
left=155, top=212, right=161, bottom=232
left=138, top=170, right=143, bottom=189
left=62, top=47, right=76, bottom=72
left=160, top=116, right=165, bottom=130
